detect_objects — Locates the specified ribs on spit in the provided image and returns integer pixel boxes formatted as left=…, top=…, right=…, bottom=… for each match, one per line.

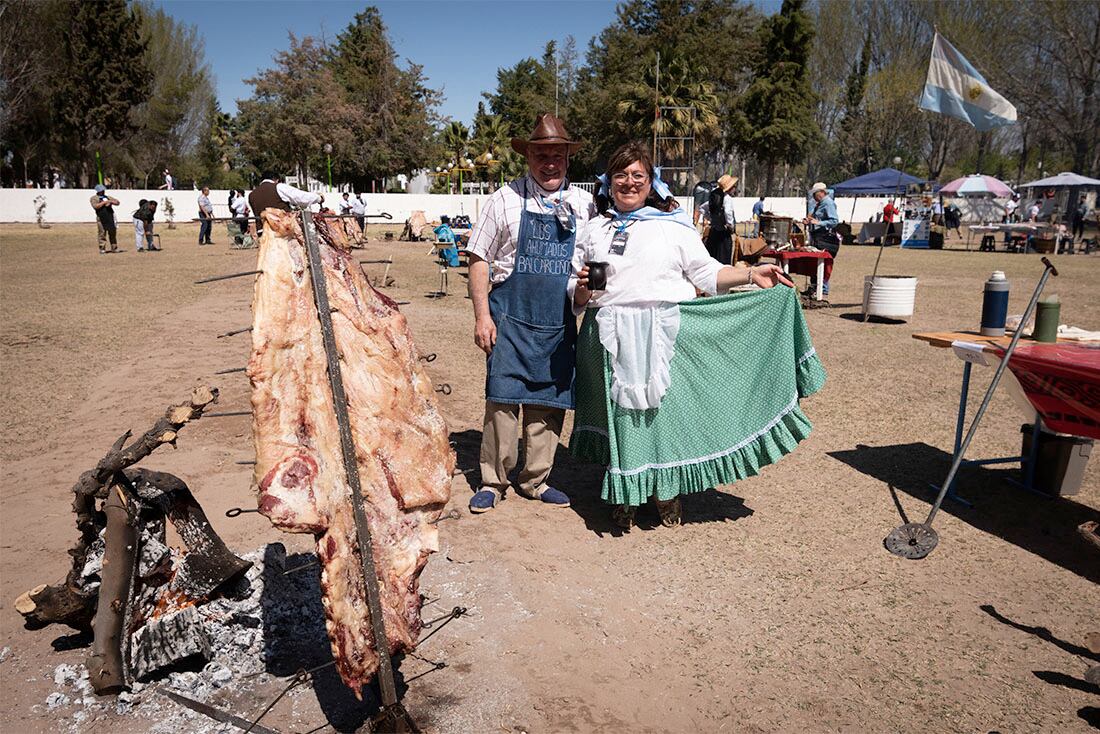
left=248, top=209, right=454, bottom=695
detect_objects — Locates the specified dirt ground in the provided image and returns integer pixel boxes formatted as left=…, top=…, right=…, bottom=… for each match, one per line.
left=1, top=220, right=1098, bottom=733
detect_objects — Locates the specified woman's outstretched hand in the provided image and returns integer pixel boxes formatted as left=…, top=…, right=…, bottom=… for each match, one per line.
left=750, top=263, right=795, bottom=289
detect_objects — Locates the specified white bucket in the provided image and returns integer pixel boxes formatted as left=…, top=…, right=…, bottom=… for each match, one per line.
left=863, top=275, right=918, bottom=320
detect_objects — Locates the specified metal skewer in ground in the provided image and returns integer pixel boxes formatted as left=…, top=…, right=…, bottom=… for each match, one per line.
left=884, top=257, right=1059, bottom=560
left=195, top=270, right=264, bottom=285
left=298, top=210, right=416, bottom=730
left=218, top=326, right=253, bottom=339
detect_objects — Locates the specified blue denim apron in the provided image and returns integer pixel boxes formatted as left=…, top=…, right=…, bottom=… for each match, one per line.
left=485, top=184, right=577, bottom=409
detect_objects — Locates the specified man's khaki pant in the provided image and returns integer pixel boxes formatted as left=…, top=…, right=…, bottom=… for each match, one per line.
left=479, top=401, right=564, bottom=498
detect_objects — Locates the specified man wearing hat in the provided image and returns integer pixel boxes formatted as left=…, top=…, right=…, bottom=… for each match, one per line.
left=804, top=182, right=840, bottom=295
left=89, top=184, right=120, bottom=254
left=704, top=174, right=738, bottom=263
left=465, top=113, right=596, bottom=514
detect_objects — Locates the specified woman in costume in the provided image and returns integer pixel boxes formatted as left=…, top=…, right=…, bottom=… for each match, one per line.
left=568, top=142, right=825, bottom=529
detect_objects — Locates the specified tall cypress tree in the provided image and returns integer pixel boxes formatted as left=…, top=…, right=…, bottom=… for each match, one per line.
left=53, top=0, right=151, bottom=186
left=329, top=8, right=440, bottom=188
left=730, top=0, right=820, bottom=194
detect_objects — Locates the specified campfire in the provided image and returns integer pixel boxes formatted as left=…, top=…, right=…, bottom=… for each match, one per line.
left=16, top=387, right=253, bottom=693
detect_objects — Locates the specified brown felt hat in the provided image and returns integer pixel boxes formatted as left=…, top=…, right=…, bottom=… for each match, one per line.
left=511, top=113, right=583, bottom=155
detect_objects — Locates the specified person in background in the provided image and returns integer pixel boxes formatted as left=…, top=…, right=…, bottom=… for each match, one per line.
left=705, top=174, right=738, bottom=264
left=146, top=200, right=160, bottom=249
left=1071, top=196, right=1088, bottom=242
left=693, top=184, right=711, bottom=238
left=90, top=184, right=120, bottom=254
left=944, top=200, right=963, bottom=238
left=339, top=192, right=353, bottom=216
left=434, top=215, right=461, bottom=268
left=1004, top=193, right=1019, bottom=223
left=351, top=191, right=367, bottom=231
left=803, top=182, right=839, bottom=296
left=752, top=195, right=765, bottom=236
left=158, top=169, right=174, bottom=191
left=1028, top=199, right=1041, bottom=222
left=464, top=113, right=596, bottom=514
left=882, top=198, right=899, bottom=235
left=231, top=189, right=250, bottom=235
left=197, top=186, right=214, bottom=245
left=931, top=196, right=944, bottom=226
left=133, top=199, right=159, bottom=251
left=248, top=173, right=323, bottom=237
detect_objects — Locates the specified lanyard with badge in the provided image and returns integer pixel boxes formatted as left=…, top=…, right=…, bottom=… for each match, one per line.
left=535, top=181, right=575, bottom=232
left=609, top=212, right=635, bottom=255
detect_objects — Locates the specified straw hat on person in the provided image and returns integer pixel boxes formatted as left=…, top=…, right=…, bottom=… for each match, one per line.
left=510, top=113, right=583, bottom=155
left=810, top=182, right=828, bottom=194
left=717, top=174, right=739, bottom=193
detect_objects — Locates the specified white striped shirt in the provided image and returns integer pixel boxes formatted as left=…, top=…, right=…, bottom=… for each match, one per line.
left=466, top=175, right=596, bottom=283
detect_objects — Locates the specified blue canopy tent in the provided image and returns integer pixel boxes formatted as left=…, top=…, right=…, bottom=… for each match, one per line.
left=832, top=167, right=932, bottom=196
left=832, top=168, right=937, bottom=248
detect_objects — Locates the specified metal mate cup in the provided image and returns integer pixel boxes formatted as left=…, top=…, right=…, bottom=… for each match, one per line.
left=586, top=261, right=609, bottom=291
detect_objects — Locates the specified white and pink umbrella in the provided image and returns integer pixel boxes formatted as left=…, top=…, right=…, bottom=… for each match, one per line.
left=939, top=174, right=1014, bottom=197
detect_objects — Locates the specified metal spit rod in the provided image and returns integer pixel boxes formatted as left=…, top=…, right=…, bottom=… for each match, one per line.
left=299, top=210, right=402, bottom=709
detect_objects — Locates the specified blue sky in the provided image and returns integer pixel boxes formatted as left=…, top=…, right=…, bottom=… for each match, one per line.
left=152, top=0, right=782, bottom=125
left=152, top=0, right=618, bottom=124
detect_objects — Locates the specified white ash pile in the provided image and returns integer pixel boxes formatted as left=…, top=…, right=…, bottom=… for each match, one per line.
left=42, top=543, right=334, bottom=732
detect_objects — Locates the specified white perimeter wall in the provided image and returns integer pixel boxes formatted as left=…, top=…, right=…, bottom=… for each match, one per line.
left=0, top=187, right=896, bottom=226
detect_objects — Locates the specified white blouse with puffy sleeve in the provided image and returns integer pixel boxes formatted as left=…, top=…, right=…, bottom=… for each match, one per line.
left=567, top=215, right=723, bottom=314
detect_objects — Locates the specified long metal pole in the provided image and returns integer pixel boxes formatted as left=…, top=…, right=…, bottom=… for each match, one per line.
left=299, top=211, right=400, bottom=708
left=924, top=257, right=1058, bottom=527
left=652, top=51, right=660, bottom=161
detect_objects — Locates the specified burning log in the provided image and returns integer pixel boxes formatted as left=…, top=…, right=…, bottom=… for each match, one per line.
left=15, top=387, right=220, bottom=631
left=86, top=480, right=140, bottom=694
left=127, top=468, right=251, bottom=598
left=130, top=606, right=212, bottom=681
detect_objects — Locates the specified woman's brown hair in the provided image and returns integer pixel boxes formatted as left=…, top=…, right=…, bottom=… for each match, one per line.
left=598, top=141, right=678, bottom=216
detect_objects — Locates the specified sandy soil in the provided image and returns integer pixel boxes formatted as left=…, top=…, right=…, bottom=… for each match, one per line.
left=1, top=221, right=1098, bottom=733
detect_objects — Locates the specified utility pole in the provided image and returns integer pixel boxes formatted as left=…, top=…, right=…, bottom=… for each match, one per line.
left=653, top=51, right=660, bottom=161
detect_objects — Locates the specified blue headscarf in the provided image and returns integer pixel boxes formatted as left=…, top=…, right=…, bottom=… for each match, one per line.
left=597, top=166, right=695, bottom=231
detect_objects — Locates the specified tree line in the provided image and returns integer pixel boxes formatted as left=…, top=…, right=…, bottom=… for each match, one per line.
left=2, top=0, right=1096, bottom=194
left=476, top=0, right=1098, bottom=194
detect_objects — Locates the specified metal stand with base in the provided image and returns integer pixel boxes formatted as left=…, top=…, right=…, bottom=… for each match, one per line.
left=886, top=257, right=1058, bottom=560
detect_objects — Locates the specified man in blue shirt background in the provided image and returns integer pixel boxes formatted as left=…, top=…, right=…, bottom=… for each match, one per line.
left=804, top=182, right=840, bottom=296
left=752, top=196, right=765, bottom=236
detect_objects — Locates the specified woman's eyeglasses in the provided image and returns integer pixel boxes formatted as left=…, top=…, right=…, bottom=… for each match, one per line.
left=611, top=172, right=650, bottom=185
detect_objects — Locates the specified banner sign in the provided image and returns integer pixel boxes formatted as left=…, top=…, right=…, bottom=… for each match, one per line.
left=995, top=343, right=1100, bottom=440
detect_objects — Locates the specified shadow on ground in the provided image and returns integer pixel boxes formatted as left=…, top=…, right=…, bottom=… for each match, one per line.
left=980, top=604, right=1100, bottom=726
left=260, top=543, right=426, bottom=733
left=837, top=312, right=908, bottom=324
left=827, top=442, right=1100, bottom=583
left=450, top=428, right=754, bottom=537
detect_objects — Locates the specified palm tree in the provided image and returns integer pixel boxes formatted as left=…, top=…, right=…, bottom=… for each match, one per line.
left=471, top=115, right=510, bottom=159
left=616, top=56, right=720, bottom=183
left=442, top=121, right=469, bottom=167
left=469, top=115, right=514, bottom=188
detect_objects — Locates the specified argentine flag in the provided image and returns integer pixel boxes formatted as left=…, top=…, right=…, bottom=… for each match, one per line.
left=919, top=33, right=1016, bottom=131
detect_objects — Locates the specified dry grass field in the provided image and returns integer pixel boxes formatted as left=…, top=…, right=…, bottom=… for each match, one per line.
left=1, top=221, right=1098, bottom=733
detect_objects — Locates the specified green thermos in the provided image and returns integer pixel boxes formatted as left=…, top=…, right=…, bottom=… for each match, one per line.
left=1033, top=294, right=1060, bottom=343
